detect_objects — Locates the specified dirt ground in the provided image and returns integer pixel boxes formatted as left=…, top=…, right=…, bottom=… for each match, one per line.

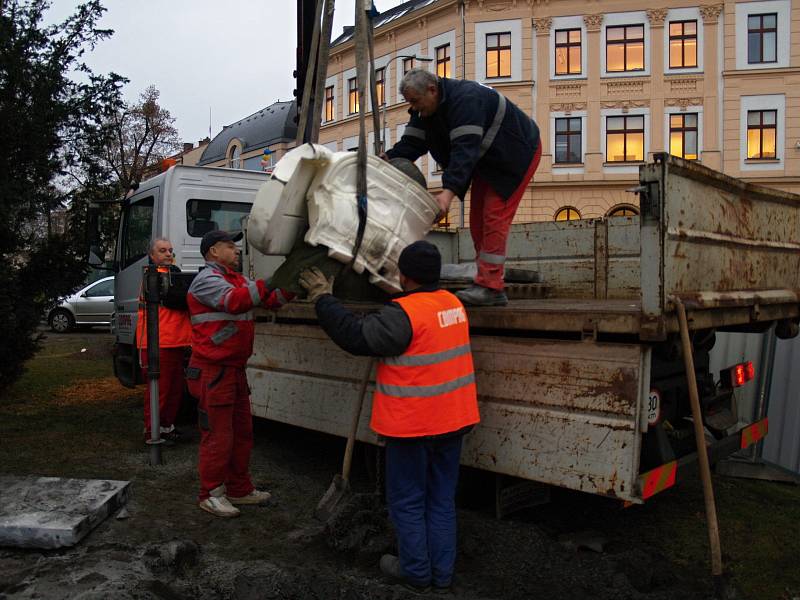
left=1, top=329, right=799, bottom=600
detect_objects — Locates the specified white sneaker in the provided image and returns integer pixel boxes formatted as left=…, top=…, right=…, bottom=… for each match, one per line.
left=228, top=489, right=272, bottom=506
left=199, top=486, right=240, bottom=518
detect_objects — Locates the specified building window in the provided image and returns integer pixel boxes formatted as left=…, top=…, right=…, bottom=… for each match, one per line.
left=669, top=113, right=698, bottom=160
left=669, top=20, right=697, bottom=68
left=555, top=207, right=581, bottom=221
left=554, top=117, right=582, bottom=163
left=606, top=115, right=644, bottom=162
left=748, top=14, right=777, bottom=64
left=348, top=77, right=359, bottom=114
left=403, top=57, right=415, bottom=74
left=485, top=32, right=512, bottom=78
left=555, top=29, right=581, bottom=75
left=436, top=44, right=451, bottom=78
left=606, top=25, right=644, bottom=72
left=324, top=86, right=335, bottom=121
left=747, top=110, right=777, bottom=159
left=607, top=205, right=639, bottom=217
left=228, top=145, right=241, bottom=169
left=375, top=68, right=385, bottom=106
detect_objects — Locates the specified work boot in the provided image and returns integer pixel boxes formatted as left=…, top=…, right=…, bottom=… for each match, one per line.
left=160, top=425, right=183, bottom=443
left=199, top=486, right=240, bottom=518
left=455, top=284, right=508, bottom=307
left=228, top=489, right=272, bottom=506
left=379, top=554, right=430, bottom=594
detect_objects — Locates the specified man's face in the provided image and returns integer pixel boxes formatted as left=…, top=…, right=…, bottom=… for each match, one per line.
left=402, top=84, right=439, bottom=117
left=209, top=241, right=240, bottom=270
left=150, top=240, right=174, bottom=266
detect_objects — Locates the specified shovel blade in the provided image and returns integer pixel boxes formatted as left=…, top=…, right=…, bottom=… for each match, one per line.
left=315, top=474, right=351, bottom=522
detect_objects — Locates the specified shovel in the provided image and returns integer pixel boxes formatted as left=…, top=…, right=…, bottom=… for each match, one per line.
left=316, top=357, right=376, bottom=522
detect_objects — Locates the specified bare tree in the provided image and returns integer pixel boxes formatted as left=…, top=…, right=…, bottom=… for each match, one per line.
left=103, top=85, right=182, bottom=191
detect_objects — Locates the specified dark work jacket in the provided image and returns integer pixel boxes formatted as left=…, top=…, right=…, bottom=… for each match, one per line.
left=314, top=285, right=473, bottom=440
left=386, top=77, right=540, bottom=200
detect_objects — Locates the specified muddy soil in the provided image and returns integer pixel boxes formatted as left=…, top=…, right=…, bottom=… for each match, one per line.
left=1, top=331, right=715, bottom=600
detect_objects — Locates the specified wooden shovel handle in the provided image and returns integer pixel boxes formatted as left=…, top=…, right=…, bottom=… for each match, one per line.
left=341, top=357, right=376, bottom=482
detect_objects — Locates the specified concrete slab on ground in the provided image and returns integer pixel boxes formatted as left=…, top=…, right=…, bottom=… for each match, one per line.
left=0, top=476, right=130, bottom=549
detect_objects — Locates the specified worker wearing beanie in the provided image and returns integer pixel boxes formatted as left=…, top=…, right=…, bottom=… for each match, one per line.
left=299, top=241, right=480, bottom=594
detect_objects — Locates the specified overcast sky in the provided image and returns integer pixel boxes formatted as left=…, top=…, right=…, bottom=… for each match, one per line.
left=47, top=0, right=407, bottom=145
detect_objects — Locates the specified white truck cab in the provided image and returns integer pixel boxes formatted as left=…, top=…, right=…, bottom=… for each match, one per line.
left=111, top=165, right=269, bottom=386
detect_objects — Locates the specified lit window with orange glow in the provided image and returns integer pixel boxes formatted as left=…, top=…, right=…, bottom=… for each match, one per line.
left=436, top=45, right=451, bottom=78
left=606, top=25, right=644, bottom=72
left=669, top=21, right=697, bottom=68
left=607, top=205, right=639, bottom=217
left=348, top=77, right=359, bottom=114
left=606, top=115, right=644, bottom=162
left=747, top=110, right=777, bottom=159
left=403, top=57, right=415, bottom=74
left=669, top=113, right=698, bottom=160
left=324, top=86, right=335, bottom=122
left=555, top=29, right=581, bottom=75
left=486, top=32, right=512, bottom=78
left=375, top=68, right=385, bottom=106
left=555, top=207, right=581, bottom=221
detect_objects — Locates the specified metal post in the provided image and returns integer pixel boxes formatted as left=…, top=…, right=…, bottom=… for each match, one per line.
left=144, top=267, right=163, bottom=466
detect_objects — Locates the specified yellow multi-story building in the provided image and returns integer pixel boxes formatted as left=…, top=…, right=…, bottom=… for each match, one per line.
left=318, top=0, right=800, bottom=226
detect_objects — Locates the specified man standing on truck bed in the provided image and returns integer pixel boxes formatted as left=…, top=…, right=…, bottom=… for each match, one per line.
left=383, top=69, right=542, bottom=307
left=299, top=241, right=480, bottom=593
left=136, top=238, right=191, bottom=443
left=186, top=230, right=293, bottom=518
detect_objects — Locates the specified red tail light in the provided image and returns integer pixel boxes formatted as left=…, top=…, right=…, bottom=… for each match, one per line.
left=722, top=361, right=755, bottom=388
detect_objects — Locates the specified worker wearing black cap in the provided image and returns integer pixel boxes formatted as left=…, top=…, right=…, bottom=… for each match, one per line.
left=186, top=230, right=293, bottom=518
left=299, top=240, right=480, bottom=594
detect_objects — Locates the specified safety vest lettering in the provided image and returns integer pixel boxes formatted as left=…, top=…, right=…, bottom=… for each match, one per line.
left=437, top=307, right=466, bottom=329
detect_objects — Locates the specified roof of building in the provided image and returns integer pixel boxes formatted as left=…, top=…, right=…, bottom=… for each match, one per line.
left=331, top=0, right=439, bottom=46
left=198, top=100, right=297, bottom=165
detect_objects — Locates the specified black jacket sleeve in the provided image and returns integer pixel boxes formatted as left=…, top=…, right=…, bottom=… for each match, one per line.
left=385, top=112, right=428, bottom=163
left=314, top=294, right=412, bottom=357
left=441, top=89, right=490, bottom=199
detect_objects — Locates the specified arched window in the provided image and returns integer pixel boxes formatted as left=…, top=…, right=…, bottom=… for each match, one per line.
left=554, top=206, right=581, bottom=221
left=228, top=144, right=241, bottom=169
left=607, top=204, right=639, bottom=217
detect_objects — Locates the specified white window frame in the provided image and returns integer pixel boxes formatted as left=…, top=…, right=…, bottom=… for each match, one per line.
left=342, top=67, right=360, bottom=117
left=601, top=107, right=650, bottom=173
left=550, top=16, right=587, bottom=80
left=475, top=19, right=523, bottom=84
left=428, top=30, right=456, bottom=79
left=735, top=1, right=790, bottom=70
left=550, top=111, right=587, bottom=174
left=601, top=11, right=650, bottom=78
left=396, top=42, right=422, bottom=87
left=664, top=106, right=703, bottom=160
left=664, top=8, right=703, bottom=75
left=739, top=94, right=785, bottom=171
left=322, top=74, right=337, bottom=123
left=373, top=54, right=393, bottom=107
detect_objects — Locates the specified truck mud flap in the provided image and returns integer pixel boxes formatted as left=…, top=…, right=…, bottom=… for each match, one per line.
left=637, top=418, right=769, bottom=500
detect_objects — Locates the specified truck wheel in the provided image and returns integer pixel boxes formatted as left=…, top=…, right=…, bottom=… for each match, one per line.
left=49, top=309, right=74, bottom=333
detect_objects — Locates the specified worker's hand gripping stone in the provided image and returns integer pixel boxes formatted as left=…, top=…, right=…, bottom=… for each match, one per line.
left=299, top=267, right=334, bottom=302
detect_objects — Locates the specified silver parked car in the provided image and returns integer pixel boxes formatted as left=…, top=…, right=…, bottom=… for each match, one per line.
left=48, top=276, right=115, bottom=333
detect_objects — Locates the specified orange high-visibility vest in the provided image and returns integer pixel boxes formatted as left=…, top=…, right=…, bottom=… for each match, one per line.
left=136, top=266, right=192, bottom=349
left=371, top=289, right=480, bottom=438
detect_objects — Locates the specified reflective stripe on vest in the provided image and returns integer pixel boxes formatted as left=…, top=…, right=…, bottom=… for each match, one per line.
left=190, top=311, right=253, bottom=325
left=370, top=289, right=479, bottom=438
left=479, top=94, right=506, bottom=159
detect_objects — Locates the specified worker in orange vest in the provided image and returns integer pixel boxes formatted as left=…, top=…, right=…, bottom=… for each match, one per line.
left=136, top=237, right=192, bottom=442
left=299, top=241, right=480, bottom=594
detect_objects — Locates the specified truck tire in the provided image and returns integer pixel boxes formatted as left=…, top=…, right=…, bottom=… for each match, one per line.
left=49, top=309, right=75, bottom=333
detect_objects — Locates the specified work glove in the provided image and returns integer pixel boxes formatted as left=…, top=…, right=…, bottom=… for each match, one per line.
left=298, top=267, right=334, bottom=302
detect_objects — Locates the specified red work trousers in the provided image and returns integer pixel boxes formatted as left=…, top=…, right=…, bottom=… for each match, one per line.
left=140, top=347, right=187, bottom=435
left=469, top=141, right=542, bottom=290
left=186, top=361, right=255, bottom=501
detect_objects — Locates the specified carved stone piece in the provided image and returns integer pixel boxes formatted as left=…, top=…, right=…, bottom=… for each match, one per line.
left=533, top=17, right=553, bottom=34
left=550, top=102, right=587, bottom=112
left=646, top=9, right=668, bottom=26
left=700, top=4, right=724, bottom=23
left=583, top=14, right=604, bottom=31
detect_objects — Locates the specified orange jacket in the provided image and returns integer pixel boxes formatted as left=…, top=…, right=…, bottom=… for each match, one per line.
left=370, top=289, right=479, bottom=438
left=136, top=266, right=192, bottom=349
